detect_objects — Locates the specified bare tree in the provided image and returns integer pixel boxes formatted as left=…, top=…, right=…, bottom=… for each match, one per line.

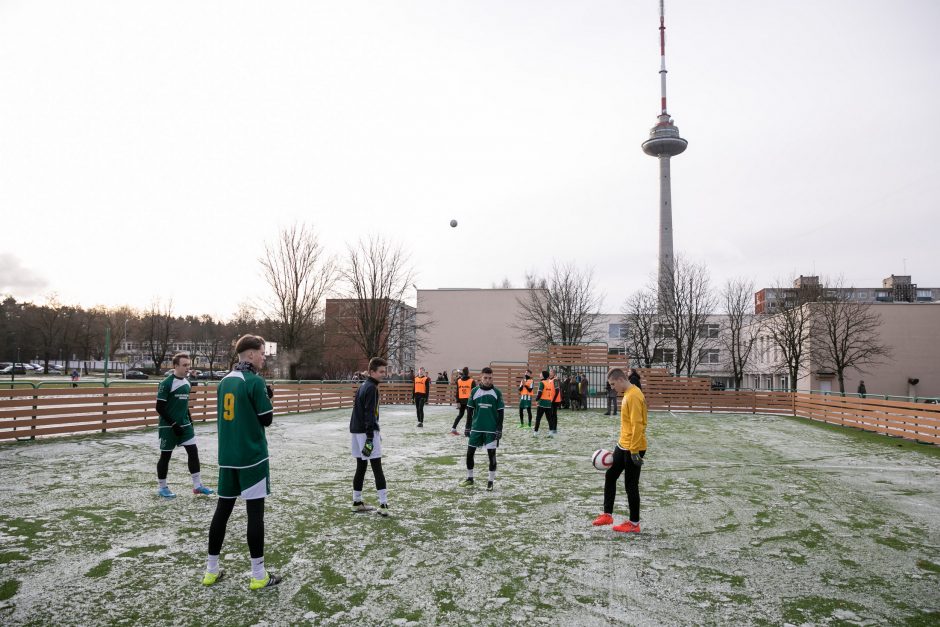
left=514, top=262, right=605, bottom=350
left=337, top=235, right=429, bottom=372
left=762, top=278, right=822, bottom=392
left=491, top=277, right=513, bottom=289
left=658, top=256, right=717, bottom=376
left=811, top=282, right=891, bottom=394
left=720, top=277, right=762, bottom=390
left=260, top=223, right=338, bottom=379
left=143, top=299, right=175, bottom=374
left=620, top=287, right=667, bottom=368
left=31, top=295, right=69, bottom=370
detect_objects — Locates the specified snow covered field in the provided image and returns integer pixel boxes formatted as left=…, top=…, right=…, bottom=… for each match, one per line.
left=1, top=404, right=939, bottom=626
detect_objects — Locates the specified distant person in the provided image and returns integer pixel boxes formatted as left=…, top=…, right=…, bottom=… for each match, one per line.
left=413, top=367, right=430, bottom=428
left=461, top=366, right=504, bottom=491
left=70, top=369, right=80, bottom=388
left=533, top=370, right=555, bottom=436
left=350, top=357, right=390, bottom=516
left=450, top=367, right=475, bottom=435
left=155, top=352, right=213, bottom=499
left=857, top=381, right=867, bottom=398
left=593, top=368, right=647, bottom=533
left=518, top=369, right=534, bottom=429
left=203, top=334, right=280, bottom=590
left=604, top=381, right=617, bottom=416
left=579, top=374, right=589, bottom=411
left=550, top=369, right=561, bottom=435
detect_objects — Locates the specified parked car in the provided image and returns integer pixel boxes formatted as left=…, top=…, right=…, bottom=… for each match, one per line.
left=125, top=370, right=149, bottom=380
left=0, top=364, right=28, bottom=375
left=35, top=365, right=63, bottom=374
left=710, top=381, right=726, bottom=391
left=213, top=370, right=228, bottom=379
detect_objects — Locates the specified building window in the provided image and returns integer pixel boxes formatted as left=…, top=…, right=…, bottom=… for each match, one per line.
left=608, top=323, right=626, bottom=339
left=916, top=289, right=931, bottom=298
left=653, top=348, right=674, bottom=364
left=699, top=349, right=720, bottom=364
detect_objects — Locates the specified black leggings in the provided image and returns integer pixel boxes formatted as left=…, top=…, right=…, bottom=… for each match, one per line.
left=535, top=406, right=550, bottom=431
left=452, top=401, right=469, bottom=429
left=208, top=497, right=265, bottom=559
left=519, top=406, right=532, bottom=425
left=353, top=458, right=387, bottom=491
left=156, top=444, right=200, bottom=479
left=415, top=397, right=426, bottom=422
left=603, top=448, right=645, bottom=522
left=466, top=447, right=496, bottom=472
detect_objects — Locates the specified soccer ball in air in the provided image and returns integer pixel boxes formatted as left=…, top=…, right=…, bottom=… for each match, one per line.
left=450, top=219, right=458, bottom=228
left=592, top=449, right=613, bottom=471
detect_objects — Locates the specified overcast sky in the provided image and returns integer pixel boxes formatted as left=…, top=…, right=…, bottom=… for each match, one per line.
left=2, top=0, right=938, bottom=319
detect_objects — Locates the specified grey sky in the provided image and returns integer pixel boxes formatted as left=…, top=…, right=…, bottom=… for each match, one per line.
left=2, top=0, right=938, bottom=318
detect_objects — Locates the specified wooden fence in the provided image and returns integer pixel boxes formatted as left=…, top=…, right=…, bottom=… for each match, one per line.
left=1, top=380, right=938, bottom=445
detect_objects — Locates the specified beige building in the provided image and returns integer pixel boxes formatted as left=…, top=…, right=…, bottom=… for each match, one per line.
left=416, top=288, right=543, bottom=377
left=751, top=303, right=940, bottom=398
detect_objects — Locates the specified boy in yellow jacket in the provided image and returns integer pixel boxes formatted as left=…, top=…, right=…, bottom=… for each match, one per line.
left=592, top=368, right=647, bottom=533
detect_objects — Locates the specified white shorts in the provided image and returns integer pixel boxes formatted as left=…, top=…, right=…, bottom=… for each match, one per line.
left=350, top=432, right=382, bottom=460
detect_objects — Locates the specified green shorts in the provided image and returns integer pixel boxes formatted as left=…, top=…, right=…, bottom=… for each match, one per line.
left=468, top=432, right=498, bottom=449
left=518, top=398, right=532, bottom=409
left=217, top=459, right=271, bottom=499
left=159, top=423, right=196, bottom=451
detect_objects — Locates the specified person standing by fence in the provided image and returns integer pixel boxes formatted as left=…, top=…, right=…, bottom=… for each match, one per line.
left=533, top=370, right=554, bottom=436
left=413, top=367, right=430, bottom=428
left=450, top=367, right=475, bottom=435
left=579, top=374, right=589, bottom=411
left=857, top=381, right=867, bottom=398
left=604, top=380, right=617, bottom=415
left=518, top=369, right=534, bottom=429
left=155, top=352, right=213, bottom=498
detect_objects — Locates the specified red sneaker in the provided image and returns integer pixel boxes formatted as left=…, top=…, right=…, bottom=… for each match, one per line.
left=592, top=513, right=614, bottom=526
left=612, top=520, right=641, bottom=533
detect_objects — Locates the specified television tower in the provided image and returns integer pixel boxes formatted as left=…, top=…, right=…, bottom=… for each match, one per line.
left=641, top=0, right=687, bottom=309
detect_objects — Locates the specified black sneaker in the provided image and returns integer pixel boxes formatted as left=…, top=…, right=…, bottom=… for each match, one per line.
left=461, top=477, right=474, bottom=487
left=417, top=423, right=423, bottom=428
left=486, top=481, right=494, bottom=492
left=352, top=501, right=375, bottom=513
left=378, top=503, right=390, bottom=517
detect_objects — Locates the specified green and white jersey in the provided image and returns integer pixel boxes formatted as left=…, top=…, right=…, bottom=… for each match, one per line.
left=216, top=369, right=273, bottom=469
left=156, top=375, right=191, bottom=426
left=467, top=385, right=504, bottom=435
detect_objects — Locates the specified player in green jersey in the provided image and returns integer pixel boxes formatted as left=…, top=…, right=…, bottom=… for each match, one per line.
left=155, top=353, right=213, bottom=498
left=202, top=334, right=281, bottom=590
left=462, top=366, right=504, bottom=491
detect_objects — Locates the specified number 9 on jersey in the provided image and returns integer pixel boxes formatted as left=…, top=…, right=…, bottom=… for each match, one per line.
left=223, top=393, right=235, bottom=420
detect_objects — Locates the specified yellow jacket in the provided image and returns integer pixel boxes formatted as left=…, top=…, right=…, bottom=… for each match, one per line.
left=618, top=386, right=648, bottom=452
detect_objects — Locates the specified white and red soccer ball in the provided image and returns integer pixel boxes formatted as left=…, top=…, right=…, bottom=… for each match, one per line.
left=591, top=449, right=613, bottom=471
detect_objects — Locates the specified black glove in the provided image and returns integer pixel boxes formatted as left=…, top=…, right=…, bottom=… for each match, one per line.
left=361, top=439, right=374, bottom=457
left=171, top=422, right=184, bottom=437
left=266, top=384, right=274, bottom=399
left=630, top=452, right=644, bottom=467
left=464, top=428, right=470, bottom=437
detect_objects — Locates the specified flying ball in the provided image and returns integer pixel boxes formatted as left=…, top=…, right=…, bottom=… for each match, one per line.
left=450, top=219, right=458, bottom=228
left=592, top=449, right=613, bottom=471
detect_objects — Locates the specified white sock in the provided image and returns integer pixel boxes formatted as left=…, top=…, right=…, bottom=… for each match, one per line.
left=206, top=554, right=219, bottom=575
left=488, top=470, right=496, bottom=482
left=250, top=556, right=265, bottom=581
left=158, top=479, right=167, bottom=489
left=467, top=469, right=474, bottom=479
left=377, top=489, right=388, bottom=505
left=353, top=490, right=363, bottom=502
left=191, top=472, right=202, bottom=488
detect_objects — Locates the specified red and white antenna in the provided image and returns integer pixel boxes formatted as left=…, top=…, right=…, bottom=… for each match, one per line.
left=658, top=0, right=669, bottom=116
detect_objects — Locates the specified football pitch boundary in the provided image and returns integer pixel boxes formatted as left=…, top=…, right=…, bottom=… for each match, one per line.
left=1, top=405, right=938, bottom=626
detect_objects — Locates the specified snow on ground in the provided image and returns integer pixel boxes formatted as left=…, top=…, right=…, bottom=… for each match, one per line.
left=1, top=404, right=939, bottom=626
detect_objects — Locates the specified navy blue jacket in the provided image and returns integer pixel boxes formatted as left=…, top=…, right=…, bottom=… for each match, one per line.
left=349, top=376, right=380, bottom=438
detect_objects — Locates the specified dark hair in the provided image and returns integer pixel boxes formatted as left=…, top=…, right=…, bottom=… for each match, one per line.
left=541, top=370, right=550, bottom=379
left=171, top=352, right=190, bottom=366
left=234, top=334, right=265, bottom=354
left=481, top=366, right=493, bottom=375
left=628, top=370, right=642, bottom=389
left=368, top=357, right=387, bottom=372
left=461, top=366, right=469, bottom=376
